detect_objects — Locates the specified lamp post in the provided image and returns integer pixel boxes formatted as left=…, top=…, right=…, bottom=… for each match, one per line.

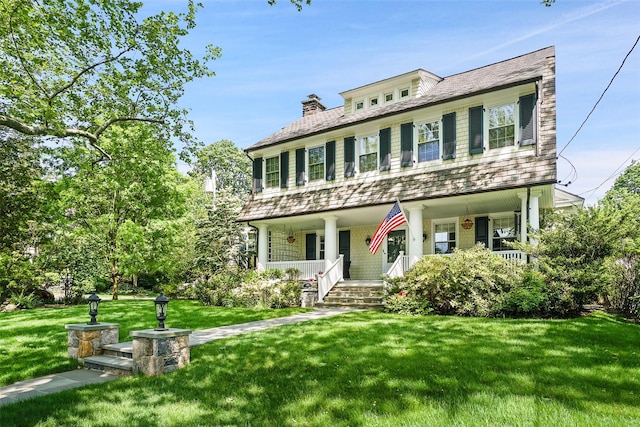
left=154, top=293, right=169, bottom=331
left=87, top=292, right=101, bottom=325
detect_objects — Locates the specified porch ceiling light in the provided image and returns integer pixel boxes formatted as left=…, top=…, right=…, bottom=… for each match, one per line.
left=287, top=227, right=295, bottom=243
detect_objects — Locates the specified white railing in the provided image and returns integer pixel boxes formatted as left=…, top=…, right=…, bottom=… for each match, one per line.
left=318, top=255, right=344, bottom=302
left=265, top=260, right=325, bottom=281
left=494, top=250, right=527, bottom=265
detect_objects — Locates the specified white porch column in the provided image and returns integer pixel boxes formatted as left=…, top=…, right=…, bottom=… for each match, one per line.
left=323, top=216, right=338, bottom=268
left=529, top=191, right=541, bottom=247
left=518, top=192, right=528, bottom=244
left=257, top=223, right=269, bottom=270
left=408, top=206, right=424, bottom=261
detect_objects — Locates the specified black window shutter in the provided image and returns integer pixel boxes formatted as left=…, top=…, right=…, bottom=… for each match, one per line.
left=400, top=122, right=414, bottom=167
left=326, top=141, right=336, bottom=181
left=519, top=93, right=536, bottom=146
left=252, top=157, right=263, bottom=193
left=468, top=106, right=483, bottom=155
left=280, top=151, right=289, bottom=188
left=442, top=112, right=456, bottom=160
left=475, top=216, right=489, bottom=248
left=344, top=136, right=355, bottom=177
left=295, top=148, right=305, bottom=186
left=379, top=127, right=391, bottom=171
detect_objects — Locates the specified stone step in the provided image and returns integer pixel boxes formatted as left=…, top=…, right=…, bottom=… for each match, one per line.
left=328, top=291, right=384, bottom=298
left=315, top=301, right=385, bottom=310
left=102, top=342, right=133, bottom=359
left=323, top=296, right=384, bottom=304
left=84, top=355, right=135, bottom=376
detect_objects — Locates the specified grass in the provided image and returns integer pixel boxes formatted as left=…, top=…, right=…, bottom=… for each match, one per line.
left=1, top=309, right=639, bottom=426
left=0, top=299, right=310, bottom=386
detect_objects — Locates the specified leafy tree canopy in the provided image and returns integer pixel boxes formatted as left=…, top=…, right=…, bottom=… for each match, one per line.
left=191, top=140, right=251, bottom=198
left=0, top=0, right=219, bottom=159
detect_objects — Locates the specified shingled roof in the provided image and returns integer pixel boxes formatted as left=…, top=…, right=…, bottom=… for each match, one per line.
left=246, top=46, right=555, bottom=153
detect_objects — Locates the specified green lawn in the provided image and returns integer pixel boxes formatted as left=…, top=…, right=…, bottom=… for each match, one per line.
left=1, top=309, right=639, bottom=426
left=0, top=299, right=309, bottom=386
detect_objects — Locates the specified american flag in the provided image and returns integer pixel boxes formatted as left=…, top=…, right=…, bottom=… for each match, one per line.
left=369, top=201, right=407, bottom=255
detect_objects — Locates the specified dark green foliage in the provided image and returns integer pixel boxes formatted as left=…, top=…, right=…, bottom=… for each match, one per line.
left=385, top=245, right=522, bottom=317
left=501, top=270, right=576, bottom=317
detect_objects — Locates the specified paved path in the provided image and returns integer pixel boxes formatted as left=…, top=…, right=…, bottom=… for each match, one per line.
left=0, top=308, right=354, bottom=407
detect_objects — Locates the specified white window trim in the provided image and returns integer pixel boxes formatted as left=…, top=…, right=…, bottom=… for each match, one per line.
left=484, top=95, right=521, bottom=151
left=414, top=118, right=442, bottom=164
left=264, top=155, right=280, bottom=188
left=489, top=212, right=519, bottom=251
left=431, top=217, right=459, bottom=255
left=307, top=145, right=325, bottom=182
left=355, top=132, right=379, bottom=174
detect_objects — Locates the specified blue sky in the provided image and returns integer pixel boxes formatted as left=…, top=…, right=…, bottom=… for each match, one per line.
left=146, top=0, right=639, bottom=204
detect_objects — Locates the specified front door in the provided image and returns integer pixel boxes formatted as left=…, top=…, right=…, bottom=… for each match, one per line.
left=382, top=229, right=406, bottom=272
left=339, top=230, right=351, bottom=279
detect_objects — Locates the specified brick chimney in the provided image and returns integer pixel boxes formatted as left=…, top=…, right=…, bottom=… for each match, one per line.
left=301, top=94, right=326, bottom=117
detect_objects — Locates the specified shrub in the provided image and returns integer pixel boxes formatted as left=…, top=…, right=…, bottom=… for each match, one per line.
left=384, top=292, right=433, bottom=316
left=8, top=290, right=37, bottom=309
left=607, top=252, right=640, bottom=318
left=386, top=245, right=522, bottom=317
left=501, top=270, right=575, bottom=317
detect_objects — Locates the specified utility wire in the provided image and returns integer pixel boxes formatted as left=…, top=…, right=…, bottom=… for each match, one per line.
left=579, top=146, right=640, bottom=199
left=558, top=34, right=640, bottom=157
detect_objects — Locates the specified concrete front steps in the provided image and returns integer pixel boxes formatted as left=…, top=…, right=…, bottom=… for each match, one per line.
left=315, top=280, right=385, bottom=310
left=84, top=342, right=134, bottom=376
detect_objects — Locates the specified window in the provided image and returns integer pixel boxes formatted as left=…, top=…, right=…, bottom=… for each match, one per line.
left=492, top=217, right=517, bottom=251
left=488, top=104, right=515, bottom=149
left=417, top=121, right=439, bottom=162
left=358, top=135, right=378, bottom=172
left=434, top=222, right=456, bottom=254
left=370, top=97, right=378, bottom=107
left=400, top=88, right=409, bottom=98
left=356, top=101, right=364, bottom=110
left=265, top=156, right=279, bottom=188
left=385, top=93, right=393, bottom=102
left=308, top=146, right=324, bottom=181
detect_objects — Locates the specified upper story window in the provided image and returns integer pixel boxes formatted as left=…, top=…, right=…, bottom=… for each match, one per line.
left=308, top=146, right=325, bottom=181
left=417, top=121, right=440, bottom=162
left=355, top=100, right=364, bottom=110
left=400, top=88, right=410, bottom=98
left=358, top=135, right=378, bottom=173
left=265, top=156, right=279, bottom=188
left=385, top=93, right=393, bottom=102
left=488, top=104, right=515, bottom=149
left=370, top=97, right=378, bottom=107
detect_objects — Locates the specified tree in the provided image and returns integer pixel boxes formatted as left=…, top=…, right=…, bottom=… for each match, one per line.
left=54, top=124, right=188, bottom=299
left=191, top=140, right=252, bottom=198
left=0, top=0, right=219, bottom=159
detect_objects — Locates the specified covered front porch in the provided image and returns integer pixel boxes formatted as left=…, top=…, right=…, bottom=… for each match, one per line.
left=250, top=185, right=557, bottom=283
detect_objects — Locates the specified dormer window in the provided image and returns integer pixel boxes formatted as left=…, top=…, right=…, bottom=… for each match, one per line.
left=356, top=101, right=364, bottom=110
left=370, top=97, right=378, bottom=107
left=385, top=93, right=393, bottom=102
left=400, top=88, right=410, bottom=98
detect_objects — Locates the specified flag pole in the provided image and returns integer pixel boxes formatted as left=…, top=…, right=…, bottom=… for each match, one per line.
left=395, top=197, right=414, bottom=242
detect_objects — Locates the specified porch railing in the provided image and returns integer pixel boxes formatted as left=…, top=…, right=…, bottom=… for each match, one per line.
left=318, top=255, right=344, bottom=303
left=264, top=260, right=325, bottom=281
left=387, top=250, right=527, bottom=278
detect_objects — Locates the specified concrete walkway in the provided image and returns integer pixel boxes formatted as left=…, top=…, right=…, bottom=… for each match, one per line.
left=0, top=308, right=354, bottom=407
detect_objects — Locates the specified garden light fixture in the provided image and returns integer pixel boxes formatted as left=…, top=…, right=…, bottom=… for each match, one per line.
left=154, top=293, right=169, bottom=331
left=87, top=292, right=101, bottom=325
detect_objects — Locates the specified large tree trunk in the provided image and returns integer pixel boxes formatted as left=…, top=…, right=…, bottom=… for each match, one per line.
left=111, top=260, right=119, bottom=300
left=132, top=274, right=138, bottom=293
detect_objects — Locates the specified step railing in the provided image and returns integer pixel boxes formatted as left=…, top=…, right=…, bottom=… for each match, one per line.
left=318, top=255, right=344, bottom=302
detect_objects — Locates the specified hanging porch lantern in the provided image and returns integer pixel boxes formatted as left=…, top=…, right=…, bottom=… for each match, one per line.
left=461, top=206, right=474, bottom=230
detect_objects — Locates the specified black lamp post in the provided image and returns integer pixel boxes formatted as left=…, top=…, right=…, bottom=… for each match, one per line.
left=154, top=293, right=169, bottom=331
left=88, top=292, right=101, bottom=325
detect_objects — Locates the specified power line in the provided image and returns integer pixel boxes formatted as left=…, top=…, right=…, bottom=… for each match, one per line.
left=579, top=146, right=640, bottom=199
left=558, top=34, right=640, bottom=157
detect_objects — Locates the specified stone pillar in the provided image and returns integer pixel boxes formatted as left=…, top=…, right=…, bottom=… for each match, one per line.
left=131, top=329, right=192, bottom=376
left=518, top=192, right=528, bottom=244
left=408, top=207, right=424, bottom=261
left=323, top=216, right=338, bottom=269
left=257, top=223, right=269, bottom=270
left=65, top=323, right=120, bottom=360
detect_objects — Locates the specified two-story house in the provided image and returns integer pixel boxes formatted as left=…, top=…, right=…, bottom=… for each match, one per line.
left=237, top=46, right=582, bottom=301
